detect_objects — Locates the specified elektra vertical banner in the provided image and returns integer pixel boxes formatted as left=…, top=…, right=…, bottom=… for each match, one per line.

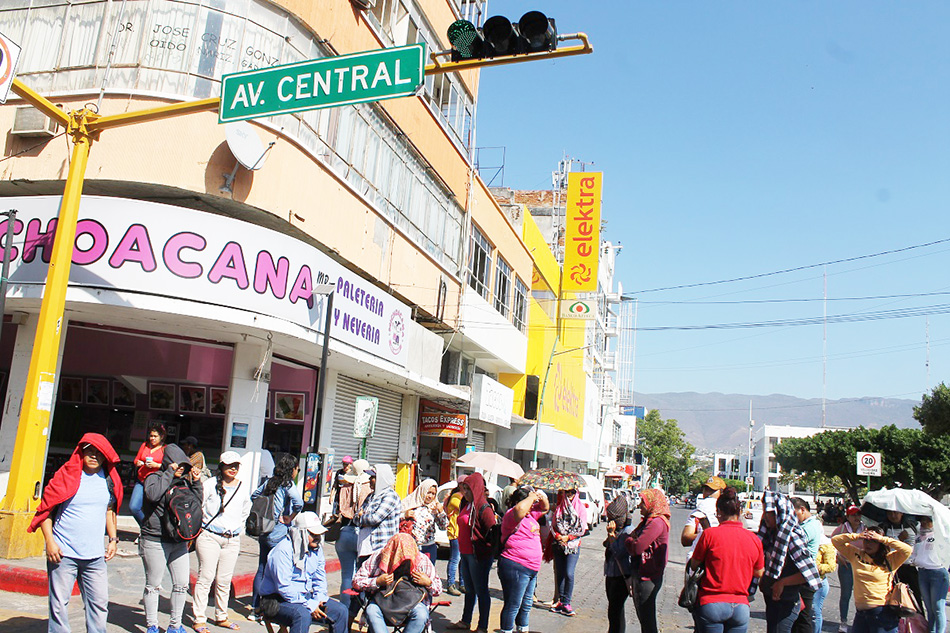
left=563, top=172, right=602, bottom=292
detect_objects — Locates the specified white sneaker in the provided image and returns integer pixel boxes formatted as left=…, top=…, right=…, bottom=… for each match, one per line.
left=838, top=624, right=849, bottom=633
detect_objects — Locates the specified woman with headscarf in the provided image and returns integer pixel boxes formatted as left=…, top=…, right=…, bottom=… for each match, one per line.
left=356, top=464, right=403, bottom=561
left=497, top=486, right=549, bottom=633
left=757, top=491, right=823, bottom=633
left=603, top=494, right=634, bottom=633
left=335, top=458, right=371, bottom=608
left=30, top=433, right=123, bottom=633
left=549, top=486, right=587, bottom=616
left=444, top=476, right=467, bottom=596
left=140, top=443, right=203, bottom=633
left=403, top=478, right=448, bottom=564
left=352, top=532, right=443, bottom=633
left=448, top=472, right=496, bottom=633
left=832, top=525, right=912, bottom=633
left=625, top=488, right=671, bottom=633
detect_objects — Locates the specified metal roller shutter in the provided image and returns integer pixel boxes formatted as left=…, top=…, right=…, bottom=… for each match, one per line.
left=467, top=430, right=487, bottom=453
left=330, top=375, right=402, bottom=470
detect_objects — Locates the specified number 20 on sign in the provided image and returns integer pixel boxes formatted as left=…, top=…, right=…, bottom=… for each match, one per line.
left=856, top=451, right=881, bottom=477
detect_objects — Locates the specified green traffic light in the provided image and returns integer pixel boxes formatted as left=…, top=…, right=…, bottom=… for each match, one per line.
left=447, top=20, right=479, bottom=59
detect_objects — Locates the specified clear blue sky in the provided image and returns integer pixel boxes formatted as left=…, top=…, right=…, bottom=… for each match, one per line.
left=474, top=1, right=950, bottom=403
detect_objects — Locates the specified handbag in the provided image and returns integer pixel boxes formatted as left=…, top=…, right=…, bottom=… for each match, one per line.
left=885, top=578, right=921, bottom=617
left=678, top=564, right=706, bottom=612
left=371, top=576, right=427, bottom=626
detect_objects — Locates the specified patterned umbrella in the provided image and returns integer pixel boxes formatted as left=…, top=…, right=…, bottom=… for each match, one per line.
left=519, top=468, right=585, bottom=491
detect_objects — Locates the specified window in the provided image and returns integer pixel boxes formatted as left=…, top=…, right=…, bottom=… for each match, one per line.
left=512, top=278, right=528, bottom=333
left=494, top=257, right=511, bottom=317
left=468, top=226, right=492, bottom=299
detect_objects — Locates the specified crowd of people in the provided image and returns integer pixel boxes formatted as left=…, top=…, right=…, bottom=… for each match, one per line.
left=27, top=432, right=950, bottom=633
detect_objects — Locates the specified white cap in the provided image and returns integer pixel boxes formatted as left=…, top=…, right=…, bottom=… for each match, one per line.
left=219, top=451, right=242, bottom=465
left=294, top=511, right=327, bottom=535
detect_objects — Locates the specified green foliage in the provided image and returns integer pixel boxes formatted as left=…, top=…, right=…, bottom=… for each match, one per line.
left=637, top=409, right=695, bottom=491
left=689, top=468, right=712, bottom=493
left=914, top=383, right=950, bottom=435
left=774, top=425, right=950, bottom=502
left=723, top=477, right=749, bottom=493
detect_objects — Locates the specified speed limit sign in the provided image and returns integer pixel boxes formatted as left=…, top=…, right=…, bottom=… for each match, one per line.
left=856, top=451, right=882, bottom=477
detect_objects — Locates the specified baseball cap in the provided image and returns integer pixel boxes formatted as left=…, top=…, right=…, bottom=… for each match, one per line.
left=703, top=476, right=726, bottom=491
left=294, top=511, right=328, bottom=535
left=846, top=505, right=861, bottom=516
left=342, top=455, right=354, bottom=464
left=219, top=451, right=241, bottom=465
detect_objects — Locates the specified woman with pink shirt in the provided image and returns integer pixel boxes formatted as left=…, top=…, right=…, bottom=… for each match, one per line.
left=497, top=487, right=550, bottom=633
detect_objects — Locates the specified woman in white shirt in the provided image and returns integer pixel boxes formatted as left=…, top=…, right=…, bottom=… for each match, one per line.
left=911, top=517, right=949, bottom=633
left=193, top=451, right=253, bottom=632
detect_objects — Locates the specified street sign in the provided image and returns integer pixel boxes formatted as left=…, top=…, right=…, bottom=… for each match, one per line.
left=219, top=43, right=426, bottom=123
left=0, top=30, right=23, bottom=104
left=353, top=396, right=379, bottom=439
left=745, top=476, right=754, bottom=485
left=856, top=451, right=882, bottom=477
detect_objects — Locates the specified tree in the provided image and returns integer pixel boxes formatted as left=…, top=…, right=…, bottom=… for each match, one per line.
left=664, top=456, right=696, bottom=495
left=914, top=383, right=950, bottom=435
left=775, top=425, right=950, bottom=501
left=637, top=409, right=695, bottom=490
left=723, top=478, right=750, bottom=493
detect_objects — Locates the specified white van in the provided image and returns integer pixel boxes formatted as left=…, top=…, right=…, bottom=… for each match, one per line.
left=579, top=475, right=605, bottom=529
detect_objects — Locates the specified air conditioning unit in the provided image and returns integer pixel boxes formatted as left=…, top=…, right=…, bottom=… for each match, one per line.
left=351, top=0, right=376, bottom=9
left=12, top=106, right=59, bottom=138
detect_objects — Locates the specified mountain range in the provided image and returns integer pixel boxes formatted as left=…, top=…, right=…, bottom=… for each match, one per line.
left=635, top=392, right=921, bottom=452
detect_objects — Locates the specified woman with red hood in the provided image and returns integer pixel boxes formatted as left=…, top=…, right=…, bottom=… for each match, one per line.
left=29, top=433, right=123, bottom=633
left=448, top=472, right=496, bottom=633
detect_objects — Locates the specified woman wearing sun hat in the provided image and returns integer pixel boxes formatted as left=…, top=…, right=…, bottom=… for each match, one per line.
left=192, top=451, right=252, bottom=632
left=335, top=458, right=371, bottom=607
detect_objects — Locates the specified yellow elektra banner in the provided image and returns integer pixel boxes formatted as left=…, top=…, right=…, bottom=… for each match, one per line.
left=563, top=172, right=602, bottom=292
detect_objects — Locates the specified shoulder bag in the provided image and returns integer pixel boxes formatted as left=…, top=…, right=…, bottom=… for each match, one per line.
left=885, top=576, right=922, bottom=617
left=371, top=576, right=427, bottom=626
left=678, top=563, right=706, bottom=612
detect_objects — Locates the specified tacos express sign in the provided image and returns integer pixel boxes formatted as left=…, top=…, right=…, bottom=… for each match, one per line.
left=2, top=196, right=408, bottom=366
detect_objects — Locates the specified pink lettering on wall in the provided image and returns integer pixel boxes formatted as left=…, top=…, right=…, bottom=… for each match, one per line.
left=208, top=242, right=249, bottom=289
left=288, top=265, right=314, bottom=307
left=109, top=224, right=157, bottom=272
left=254, top=251, right=289, bottom=298
left=73, top=219, right=109, bottom=265
left=163, top=232, right=206, bottom=278
left=23, top=218, right=57, bottom=264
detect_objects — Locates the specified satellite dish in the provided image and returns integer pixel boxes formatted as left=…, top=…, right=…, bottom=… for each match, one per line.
left=225, top=121, right=269, bottom=171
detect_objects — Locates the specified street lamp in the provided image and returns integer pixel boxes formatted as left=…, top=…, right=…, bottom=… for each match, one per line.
left=303, top=283, right=334, bottom=514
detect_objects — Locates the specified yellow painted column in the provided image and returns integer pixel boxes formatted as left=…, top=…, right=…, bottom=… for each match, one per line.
left=0, top=117, right=92, bottom=558
left=395, top=463, right=413, bottom=498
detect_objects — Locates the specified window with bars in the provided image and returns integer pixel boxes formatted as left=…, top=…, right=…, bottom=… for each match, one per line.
left=494, top=257, right=512, bottom=317
left=469, top=226, right=492, bottom=299
left=512, top=277, right=528, bottom=333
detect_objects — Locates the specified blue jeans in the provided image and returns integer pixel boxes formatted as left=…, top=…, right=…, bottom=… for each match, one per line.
left=553, top=549, right=580, bottom=605
left=48, top=556, right=109, bottom=633
left=763, top=587, right=801, bottom=633
left=271, top=598, right=348, bottom=633
left=497, top=556, right=538, bottom=631
left=421, top=543, right=438, bottom=566
left=130, top=482, right=145, bottom=525
left=813, top=577, right=829, bottom=633
left=694, top=601, right=751, bottom=633
left=365, top=601, right=429, bottom=633
left=460, top=553, right=492, bottom=630
left=335, top=525, right=359, bottom=609
left=253, top=523, right=289, bottom=609
left=448, top=539, right=463, bottom=589
left=918, top=567, right=950, bottom=633
left=839, top=563, right=854, bottom=623
left=852, top=606, right=900, bottom=633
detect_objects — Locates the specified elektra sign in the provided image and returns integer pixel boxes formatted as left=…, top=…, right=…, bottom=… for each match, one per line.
left=1, top=196, right=408, bottom=367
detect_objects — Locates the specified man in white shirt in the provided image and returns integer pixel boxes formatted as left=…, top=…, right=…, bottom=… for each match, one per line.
left=680, top=476, right=726, bottom=558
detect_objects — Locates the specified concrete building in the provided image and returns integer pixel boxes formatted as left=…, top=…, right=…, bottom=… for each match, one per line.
left=0, top=0, right=546, bottom=541
left=750, top=424, right=833, bottom=493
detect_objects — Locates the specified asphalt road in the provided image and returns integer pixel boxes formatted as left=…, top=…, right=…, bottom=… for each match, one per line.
left=0, top=504, right=860, bottom=632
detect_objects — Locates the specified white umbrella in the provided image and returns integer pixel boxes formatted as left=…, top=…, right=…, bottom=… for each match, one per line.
left=862, top=488, right=950, bottom=568
left=457, top=451, right=525, bottom=481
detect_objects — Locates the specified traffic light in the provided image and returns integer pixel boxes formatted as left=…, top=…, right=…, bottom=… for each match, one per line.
left=447, top=11, right=557, bottom=61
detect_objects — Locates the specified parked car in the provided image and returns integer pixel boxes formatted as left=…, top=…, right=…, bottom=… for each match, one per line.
left=578, top=488, right=600, bottom=529
left=741, top=497, right=763, bottom=531
left=433, top=480, right=502, bottom=548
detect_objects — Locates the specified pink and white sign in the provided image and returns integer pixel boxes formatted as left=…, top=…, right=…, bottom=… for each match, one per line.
left=1, top=195, right=409, bottom=367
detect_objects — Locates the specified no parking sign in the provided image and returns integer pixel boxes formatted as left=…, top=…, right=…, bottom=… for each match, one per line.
left=0, top=30, right=22, bottom=104
left=856, top=451, right=882, bottom=477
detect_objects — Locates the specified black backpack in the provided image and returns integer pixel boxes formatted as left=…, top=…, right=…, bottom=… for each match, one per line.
left=246, top=491, right=277, bottom=537
left=162, top=478, right=203, bottom=542
left=478, top=503, right=504, bottom=558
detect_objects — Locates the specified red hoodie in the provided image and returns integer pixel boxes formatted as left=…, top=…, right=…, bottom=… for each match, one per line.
left=28, top=433, right=124, bottom=533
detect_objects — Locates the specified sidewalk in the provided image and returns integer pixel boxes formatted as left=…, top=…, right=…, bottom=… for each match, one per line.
left=0, top=521, right=340, bottom=597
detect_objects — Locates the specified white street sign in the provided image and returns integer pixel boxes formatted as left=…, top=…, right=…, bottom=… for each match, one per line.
left=856, top=451, right=882, bottom=477
left=0, top=30, right=23, bottom=104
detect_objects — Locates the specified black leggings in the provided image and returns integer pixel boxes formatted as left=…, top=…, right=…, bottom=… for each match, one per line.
left=606, top=576, right=630, bottom=633
left=633, top=575, right=663, bottom=633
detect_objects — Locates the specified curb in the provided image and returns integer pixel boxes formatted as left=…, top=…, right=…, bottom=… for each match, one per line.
left=0, top=558, right=341, bottom=598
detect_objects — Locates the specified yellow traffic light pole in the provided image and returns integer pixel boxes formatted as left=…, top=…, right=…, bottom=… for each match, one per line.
left=0, top=37, right=591, bottom=558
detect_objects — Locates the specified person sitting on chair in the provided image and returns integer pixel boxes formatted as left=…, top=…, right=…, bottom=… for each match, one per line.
left=352, top=533, right=443, bottom=633
left=259, top=512, right=348, bottom=633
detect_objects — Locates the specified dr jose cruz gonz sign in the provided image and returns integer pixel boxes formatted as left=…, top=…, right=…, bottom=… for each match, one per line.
left=219, top=44, right=425, bottom=123
left=1, top=196, right=409, bottom=367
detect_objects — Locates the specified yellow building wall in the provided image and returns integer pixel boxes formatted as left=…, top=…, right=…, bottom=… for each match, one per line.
left=500, top=210, right=585, bottom=439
